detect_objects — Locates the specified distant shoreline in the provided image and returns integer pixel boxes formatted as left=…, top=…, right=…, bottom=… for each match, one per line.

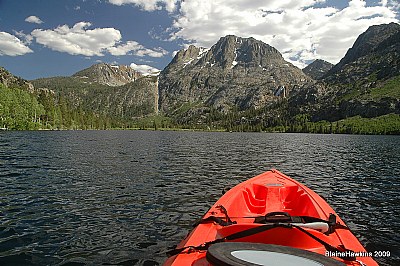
left=2, top=126, right=399, bottom=136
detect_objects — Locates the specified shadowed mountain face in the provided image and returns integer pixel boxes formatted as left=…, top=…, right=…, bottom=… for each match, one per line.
left=326, top=22, right=400, bottom=84
left=290, top=23, right=400, bottom=121
left=302, top=59, right=334, bottom=80
left=158, top=35, right=312, bottom=113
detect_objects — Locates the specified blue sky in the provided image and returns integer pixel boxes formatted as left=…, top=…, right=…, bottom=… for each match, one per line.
left=0, top=0, right=399, bottom=80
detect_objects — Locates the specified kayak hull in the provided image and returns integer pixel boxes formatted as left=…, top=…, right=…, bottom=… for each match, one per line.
left=164, top=169, right=378, bottom=266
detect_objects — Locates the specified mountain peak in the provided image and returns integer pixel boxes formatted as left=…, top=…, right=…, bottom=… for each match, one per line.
left=159, top=35, right=310, bottom=113
left=72, top=63, right=141, bottom=86
left=211, top=35, right=282, bottom=68
left=330, top=22, right=400, bottom=74
left=168, top=35, right=284, bottom=72
left=303, top=59, right=334, bottom=80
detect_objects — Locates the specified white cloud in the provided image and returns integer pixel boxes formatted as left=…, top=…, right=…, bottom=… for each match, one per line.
left=108, top=41, right=168, bottom=57
left=31, top=22, right=122, bottom=56
left=13, top=30, right=33, bottom=45
left=171, top=50, right=179, bottom=57
left=136, top=47, right=168, bottom=57
left=130, top=63, right=160, bottom=75
left=388, top=0, right=400, bottom=10
left=170, top=0, right=399, bottom=67
left=25, top=15, right=44, bottom=24
left=108, top=0, right=178, bottom=12
left=108, top=41, right=142, bottom=56
left=30, top=22, right=169, bottom=58
left=0, top=32, right=33, bottom=56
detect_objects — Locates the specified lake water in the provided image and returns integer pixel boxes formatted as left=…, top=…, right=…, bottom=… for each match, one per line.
left=0, top=131, right=399, bottom=266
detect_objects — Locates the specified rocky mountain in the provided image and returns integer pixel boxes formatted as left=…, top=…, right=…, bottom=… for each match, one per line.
left=2, top=23, right=399, bottom=132
left=1, top=63, right=158, bottom=129
left=0, top=66, right=34, bottom=91
left=73, top=63, right=142, bottom=86
left=302, top=59, right=333, bottom=80
left=290, top=22, right=400, bottom=121
left=32, top=63, right=158, bottom=119
left=158, top=35, right=312, bottom=114
left=326, top=22, right=400, bottom=84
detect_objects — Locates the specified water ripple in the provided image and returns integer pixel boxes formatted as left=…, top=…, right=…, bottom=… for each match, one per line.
left=0, top=131, right=399, bottom=265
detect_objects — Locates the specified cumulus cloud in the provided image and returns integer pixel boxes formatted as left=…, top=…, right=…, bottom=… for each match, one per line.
left=29, top=22, right=169, bottom=58
left=109, top=0, right=178, bottom=12
left=108, top=41, right=168, bottom=57
left=13, top=30, right=33, bottom=45
left=31, top=22, right=121, bottom=56
left=170, top=0, right=399, bottom=67
left=130, top=62, right=160, bottom=75
left=108, top=41, right=141, bottom=56
left=388, top=0, right=400, bottom=10
left=0, top=31, right=33, bottom=56
left=25, top=15, right=44, bottom=24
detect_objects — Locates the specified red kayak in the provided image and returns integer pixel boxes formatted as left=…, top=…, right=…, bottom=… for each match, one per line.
left=164, top=169, right=378, bottom=266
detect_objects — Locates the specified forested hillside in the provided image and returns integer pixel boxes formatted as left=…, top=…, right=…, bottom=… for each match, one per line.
left=0, top=84, right=44, bottom=130
left=1, top=23, right=399, bottom=134
left=0, top=66, right=134, bottom=130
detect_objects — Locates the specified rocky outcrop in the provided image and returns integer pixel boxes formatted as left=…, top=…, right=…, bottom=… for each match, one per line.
left=0, top=66, right=34, bottom=91
left=158, top=35, right=312, bottom=114
left=302, top=59, right=334, bottom=80
left=290, top=22, right=400, bottom=121
left=32, top=67, right=157, bottom=119
left=326, top=22, right=400, bottom=84
left=5, top=23, right=400, bottom=128
left=79, top=76, right=158, bottom=118
left=73, top=63, right=142, bottom=86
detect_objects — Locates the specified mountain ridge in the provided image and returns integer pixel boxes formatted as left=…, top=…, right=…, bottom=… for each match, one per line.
left=32, top=66, right=158, bottom=119
left=328, top=22, right=400, bottom=78
left=1, top=22, right=399, bottom=133
left=72, top=63, right=142, bottom=86
left=302, top=59, right=334, bottom=80
left=158, top=35, right=312, bottom=114
left=0, top=66, right=34, bottom=92
left=290, top=22, right=400, bottom=122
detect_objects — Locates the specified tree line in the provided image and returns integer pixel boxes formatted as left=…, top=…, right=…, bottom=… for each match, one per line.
left=0, top=83, right=121, bottom=130
left=1, top=82, right=399, bottom=134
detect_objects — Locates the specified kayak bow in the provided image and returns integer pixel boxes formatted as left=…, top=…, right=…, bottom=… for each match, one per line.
left=164, top=169, right=378, bottom=266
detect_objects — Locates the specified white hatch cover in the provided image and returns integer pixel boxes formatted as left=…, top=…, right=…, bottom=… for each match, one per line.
left=231, top=250, right=324, bottom=266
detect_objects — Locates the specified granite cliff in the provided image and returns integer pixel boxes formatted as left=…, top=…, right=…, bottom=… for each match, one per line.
left=1, top=22, right=399, bottom=132
left=290, top=22, right=400, bottom=121
left=72, top=63, right=142, bottom=87
left=302, top=59, right=334, bottom=80
left=158, top=35, right=312, bottom=115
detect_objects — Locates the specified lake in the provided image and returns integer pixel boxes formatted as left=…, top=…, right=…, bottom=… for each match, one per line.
left=0, top=131, right=399, bottom=265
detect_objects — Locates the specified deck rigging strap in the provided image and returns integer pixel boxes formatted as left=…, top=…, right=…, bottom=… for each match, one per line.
left=255, top=212, right=349, bottom=235
left=166, top=222, right=356, bottom=261
left=193, top=205, right=237, bottom=227
left=193, top=215, right=235, bottom=227
left=197, top=211, right=349, bottom=235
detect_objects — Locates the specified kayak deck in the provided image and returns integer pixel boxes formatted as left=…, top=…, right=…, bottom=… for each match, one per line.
left=164, top=169, right=378, bottom=266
